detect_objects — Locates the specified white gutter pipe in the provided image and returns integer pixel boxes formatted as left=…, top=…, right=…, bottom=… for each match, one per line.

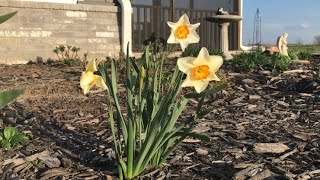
left=117, top=0, right=133, bottom=56
left=239, top=0, right=254, bottom=51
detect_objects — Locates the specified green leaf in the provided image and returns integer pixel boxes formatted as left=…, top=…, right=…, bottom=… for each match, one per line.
left=184, top=83, right=227, bottom=99
left=198, top=107, right=214, bottom=119
left=0, top=134, right=3, bottom=141
left=10, top=134, right=29, bottom=145
left=0, top=88, right=25, bottom=109
left=0, top=140, right=11, bottom=149
left=119, top=159, right=128, bottom=179
left=4, top=126, right=18, bottom=141
left=0, top=11, right=18, bottom=24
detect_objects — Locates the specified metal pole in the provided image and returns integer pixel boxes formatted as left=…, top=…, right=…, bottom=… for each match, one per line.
left=171, top=0, right=175, bottom=21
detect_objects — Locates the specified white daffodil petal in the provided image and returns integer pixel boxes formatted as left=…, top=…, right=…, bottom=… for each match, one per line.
left=179, top=14, right=190, bottom=25
left=208, top=72, right=221, bottom=81
left=208, top=55, right=223, bottom=73
left=187, top=31, right=200, bottom=44
left=194, top=47, right=210, bottom=65
left=188, top=23, right=200, bottom=31
left=95, top=76, right=108, bottom=90
left=86, top=59, right=97, bottom=72
left=181, top=75, right=194, bottom=87
left=167, top=33, right=178, bottom=44
left=177, top=57, right=195, bottom=73
left=179, top=40, right=189, bottom=52
left=167, top=21, right=176, bottom=28
left=193, top=80, right=209, bottom=93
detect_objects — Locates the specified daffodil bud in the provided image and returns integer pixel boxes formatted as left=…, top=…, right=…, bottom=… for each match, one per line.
left=140, top=66, right=146, bottom=79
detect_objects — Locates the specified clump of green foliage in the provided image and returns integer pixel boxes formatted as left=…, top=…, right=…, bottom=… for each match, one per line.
left=231, top=51, right=269, bottom=69
left=231, top=51, right=292, bottom=71
left=53, top=45, right=81, bottom=66
left=289, top=53, right=299, bottom=60
left=0, top=126, right=29, bottom=150
left=315, top=64, right=320, bottom=75
left=181, top=46, right=225, bottom=59
left=297, top=51, right=312, bottom=60
left=270, top=53, right=292, bottom=71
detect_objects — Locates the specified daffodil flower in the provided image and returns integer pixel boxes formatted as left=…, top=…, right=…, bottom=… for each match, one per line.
left=80, top=59, right=108, bottom=94
left=177, top=47, right=223, bottom=93
left=167, top=14, right=200, bottom=51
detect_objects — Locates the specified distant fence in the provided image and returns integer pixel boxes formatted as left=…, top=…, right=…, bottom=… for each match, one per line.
left=132, top=4, right=239, bottom=51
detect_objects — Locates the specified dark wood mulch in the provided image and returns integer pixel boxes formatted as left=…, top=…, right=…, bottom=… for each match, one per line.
left=0, top=59, right=319, bottom=180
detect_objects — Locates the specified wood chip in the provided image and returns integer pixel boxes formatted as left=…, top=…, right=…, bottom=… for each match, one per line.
left=196, top=148, right=208, bottom=156
left=40, top=168, right=69, bottom=180
left=183, top=138, right=201, bottom=143
left=248, top=169, right=273, bottom=180
left=249, top=95, right=261, bottom=100
left=292, top=132, right=316, bottom=141
left=253, top=143, right=289, bottom=154
left=242, top=79, right=256, bottom=84
left=192, top=126, right=210, bottom=134
left=291, top=60, right=311, bottom=65
left=283, top=69, right=311, bottom=74
left=233, top=163, right=264, bottom=169
left=230, top=96, right=244, bottom=104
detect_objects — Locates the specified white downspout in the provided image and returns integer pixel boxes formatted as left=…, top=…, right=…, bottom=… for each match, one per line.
left=239, top=0, right=252, bottom=51
left=117, top=0, right=133, bottom=56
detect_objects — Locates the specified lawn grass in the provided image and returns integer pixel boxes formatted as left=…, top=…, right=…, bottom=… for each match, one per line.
left=288, top=45, right=320, bottom=54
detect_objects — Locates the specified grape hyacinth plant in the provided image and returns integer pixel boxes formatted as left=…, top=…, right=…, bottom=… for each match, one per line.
left=80, top=14, right=227, bottom=179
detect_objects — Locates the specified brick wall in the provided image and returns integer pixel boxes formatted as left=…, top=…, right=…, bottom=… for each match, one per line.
left=0, top=0, right=121, bottom=64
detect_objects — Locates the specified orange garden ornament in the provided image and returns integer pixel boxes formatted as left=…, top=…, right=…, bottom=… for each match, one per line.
left=167, top=14, right=200, bottom=51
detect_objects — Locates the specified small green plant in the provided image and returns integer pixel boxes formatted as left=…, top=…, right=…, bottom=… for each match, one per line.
left=297, top=51, right=312, bottom=60
left=181, top=46, right=225, bottom=59
left=53, top=45, right=81, bottom=66
left=269, top=53, right=292, bottom=71
left=0, top=126, right=29, bottom=150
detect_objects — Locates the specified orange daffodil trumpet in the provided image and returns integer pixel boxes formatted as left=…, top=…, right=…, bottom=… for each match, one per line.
left=167, top=14, right=200, bottom=51
left=80, top=59, right=108, bottom=94
left=177, top=47, right=223, bottom=93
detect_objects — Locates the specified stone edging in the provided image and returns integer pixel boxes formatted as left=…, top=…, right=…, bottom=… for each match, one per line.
left=0, top=0, right=119, bottom=13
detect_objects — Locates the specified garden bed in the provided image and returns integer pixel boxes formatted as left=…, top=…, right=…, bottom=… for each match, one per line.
left=0, top=59, right=319, bottom=179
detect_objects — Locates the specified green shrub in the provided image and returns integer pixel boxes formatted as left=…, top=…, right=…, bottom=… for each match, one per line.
left=181, top=46, right=225, bottom=59
left=289, top=53, right=299, bottom=60
left=231, top=51, right=269, bottom=69
left=269, top=53, right=291, bottom=70
left=231, top=51, right=291, bottom=71
left=297, top=51, right=312, bottom=60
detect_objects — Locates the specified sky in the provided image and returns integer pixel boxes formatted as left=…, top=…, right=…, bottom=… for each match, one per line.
left=243, top=0, right=320, bottom=45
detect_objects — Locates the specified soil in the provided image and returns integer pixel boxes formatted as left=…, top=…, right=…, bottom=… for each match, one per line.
left=0, top=59, right=319, bottom=180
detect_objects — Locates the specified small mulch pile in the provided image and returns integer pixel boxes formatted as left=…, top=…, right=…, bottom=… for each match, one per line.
left=0, top=59, right=319, bottom=180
